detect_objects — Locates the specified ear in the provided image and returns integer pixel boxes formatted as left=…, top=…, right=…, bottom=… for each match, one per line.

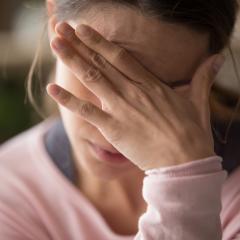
left=46, top=0, right=58, bottom=45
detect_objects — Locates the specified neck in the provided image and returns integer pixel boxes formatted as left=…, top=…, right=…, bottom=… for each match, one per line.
left=77, top=164, right=146, bottom=213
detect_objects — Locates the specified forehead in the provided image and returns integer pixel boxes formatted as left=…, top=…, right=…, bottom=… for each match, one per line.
left=69, top=5, right=209, bottom=83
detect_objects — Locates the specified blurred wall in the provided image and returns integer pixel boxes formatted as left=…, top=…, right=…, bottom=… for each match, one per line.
left=0, top=0, right=53, bottom=144
left=0, top=0, right=22, bottom=31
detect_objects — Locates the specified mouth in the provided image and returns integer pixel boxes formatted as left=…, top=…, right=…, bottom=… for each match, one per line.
left=86, top=140, right=131, bottom=165
left=87, top=141, right=120, bottom=154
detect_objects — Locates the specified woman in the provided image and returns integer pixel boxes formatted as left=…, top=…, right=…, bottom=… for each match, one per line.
left=0, top=0, right=240, bottom=239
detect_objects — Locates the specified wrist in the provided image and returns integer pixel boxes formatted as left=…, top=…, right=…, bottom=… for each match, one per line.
left=142, top=149, right=216, bottom=171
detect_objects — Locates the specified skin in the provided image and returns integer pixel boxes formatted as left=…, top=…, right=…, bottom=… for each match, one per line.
left=46, top=1, right=225, bottom=235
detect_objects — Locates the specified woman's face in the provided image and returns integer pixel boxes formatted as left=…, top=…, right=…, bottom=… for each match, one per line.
left=53, top=5, right=209, bottom=180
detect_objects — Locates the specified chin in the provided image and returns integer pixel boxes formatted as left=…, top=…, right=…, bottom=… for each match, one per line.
left=85, top=164, right=131, bottom=181
left=78, top=152, right=138, bottom=181
left=60, top=113, right=139, bottom=180
left=71, top=141, right=138, bottom=181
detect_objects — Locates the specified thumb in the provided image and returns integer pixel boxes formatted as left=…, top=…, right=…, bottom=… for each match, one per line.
left=190, top=54, right=225, bottom=134
left=190, top=54, right=225, bottom=110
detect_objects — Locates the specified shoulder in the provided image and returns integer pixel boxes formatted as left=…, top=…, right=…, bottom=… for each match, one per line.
left=0, top=117, right=61, bottom=238
left=0, top=119, right=57, bottom=239
left=0, top=117, right=58, bottom=206
left=0, top=117, right=57, bottom=169
left=0, top=116, right=61, bottom=186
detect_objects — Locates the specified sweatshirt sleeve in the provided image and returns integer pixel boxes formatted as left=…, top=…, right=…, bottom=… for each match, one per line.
left=135, top=156, right=227, bottom=240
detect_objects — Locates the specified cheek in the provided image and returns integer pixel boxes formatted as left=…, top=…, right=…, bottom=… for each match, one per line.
left=56, top=61, right=101, bottom=106
left=55, top=61, right=103, bottom=141
left=59, top=105, right=98, bottom=151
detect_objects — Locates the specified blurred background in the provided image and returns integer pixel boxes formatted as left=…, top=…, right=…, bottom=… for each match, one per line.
left=1, top=0, right=240, bottom=144
left=0, top=0, right=55, bottom=143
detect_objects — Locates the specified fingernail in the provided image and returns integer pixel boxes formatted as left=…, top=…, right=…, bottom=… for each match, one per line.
left=76, top=25, right=92, bottom=37
left=57, top=22, right=74, bottom=37
left=212, top=55, right=225, bottom=73
left=47, top=84, right=61, bottom=96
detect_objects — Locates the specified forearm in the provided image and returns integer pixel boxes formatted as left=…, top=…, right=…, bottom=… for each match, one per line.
left=135, top=156, right=227, bottom=240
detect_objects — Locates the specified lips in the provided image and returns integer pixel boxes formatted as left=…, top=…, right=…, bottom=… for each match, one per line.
left=87, top=141, right=121, bottom=154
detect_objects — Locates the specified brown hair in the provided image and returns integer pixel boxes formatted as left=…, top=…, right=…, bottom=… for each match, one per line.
left=27, top=0, right=240, bottom=144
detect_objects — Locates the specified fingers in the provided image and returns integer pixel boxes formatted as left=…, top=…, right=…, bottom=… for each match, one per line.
left=50, top=36, right=119, bottom=106
left=46, top=83, right=113, bottom=129
left=55, top=22, right=131, bottom=93
left=74, top=24, right=164, bottom=89
left=55, top=22, right=93, bottom=63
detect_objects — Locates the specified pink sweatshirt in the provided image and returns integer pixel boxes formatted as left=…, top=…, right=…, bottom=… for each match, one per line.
left=0, top=117, right=240, bottom=240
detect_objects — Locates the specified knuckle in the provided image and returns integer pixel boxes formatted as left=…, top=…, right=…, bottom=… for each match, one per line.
left=112, top=47, right=128, bottom=64
left=62, top=48, right=74, bottom=59
left=132, top=87, right=153, bottom=106
left=209, top=69, right=215, bottom=80
left=74, top=39, right=86, bottom=49
left=84, top=66, right=102, bottom=82
left=132, top=80, right=151, bottom=92
left=92, top=53, right=107, bottom=69
left=108, top=121, right=122, bottom=142
left=155, top=84, right=166, bottom=96
left=200, top=69, right=211, bottom=81
left=59, top=91, right=71, bottom=104
left=78, top=102, right=94, bottom=116
left=91, top=34, right=102, bottom=45
left=131, top=86, right=146, bottom=100
left=68, top=55, right=79, bottom=69
left=156, top=86, right=163, bottom=95
left=65, top=29, right=76, bottom=42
